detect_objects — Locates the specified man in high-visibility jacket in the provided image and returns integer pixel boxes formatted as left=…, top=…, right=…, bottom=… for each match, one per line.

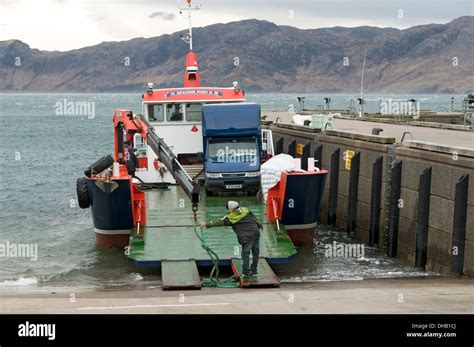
left=199, top=201, right=262, bottom=277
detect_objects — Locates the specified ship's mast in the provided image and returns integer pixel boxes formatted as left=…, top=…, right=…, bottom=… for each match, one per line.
left=179, top=0, right=202, bottom=88
left=360, top=50, right=367, bottom=96
left=358, top=50, right=367, bottom=117
left=179, top=0, right=201, bottom=51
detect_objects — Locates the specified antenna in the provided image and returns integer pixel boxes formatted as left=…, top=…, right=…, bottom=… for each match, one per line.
left=179, top=0, right=201, bottom=51
left=360, top=50, right=367, bottom=95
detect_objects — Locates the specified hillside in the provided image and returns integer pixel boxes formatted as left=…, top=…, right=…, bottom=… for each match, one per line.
left=0, top=16, right=472, bottom=93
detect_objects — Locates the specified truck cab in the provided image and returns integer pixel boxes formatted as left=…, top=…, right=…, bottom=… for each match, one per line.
left=202, top=103, right=262, bottom=195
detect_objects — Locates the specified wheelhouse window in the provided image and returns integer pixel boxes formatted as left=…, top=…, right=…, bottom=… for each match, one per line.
left=185, top=103, right=202, bottom=122
left=166, top=104, right=184, bottom=122
left=147, top=104, right=164, bottom=122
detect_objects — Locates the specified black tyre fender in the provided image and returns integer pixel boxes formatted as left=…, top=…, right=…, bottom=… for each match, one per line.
left=84, top=154, right=114, bottom=177
left=76, top=177, right=91, bottom=209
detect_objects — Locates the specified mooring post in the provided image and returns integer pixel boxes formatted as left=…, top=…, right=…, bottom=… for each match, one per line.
left=387, top=160, right=402, bottom=257
left=288, top=140, right=296, bottom=157
left=275, top=137, right=283, bottom=155
left=314, top=143, right=323, bottom=168
left=452, top=174, right=469, bottom=274
left=327, top=148, right=340, bottom=225
left=415, top=167, right=432, bottom=268
left=301, top=143, right=311, bottom=170
left=347, top=152, right=360, bottom=234
left=369, top=156, right=383, bottom=247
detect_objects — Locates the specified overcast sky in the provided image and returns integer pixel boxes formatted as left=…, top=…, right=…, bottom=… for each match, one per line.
left=0, top=0, right=472, bottom=51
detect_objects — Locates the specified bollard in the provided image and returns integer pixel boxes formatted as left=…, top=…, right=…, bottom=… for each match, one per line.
left=372, top=127, right=384, bottom=135
left=314, top=144, right=323, bottom=168
left=275, top=137, right=283, bottom=155
left=369, top=156, right=383, bottom=247
left=415, top=167, right=432, bottom=268
left=347, top=152, right=360, bottom=234
left=302, top=143, right=311, bottom=170
left=387, top=160, right=402, bottom=257
left=452, top=174, right=469, bottom=274
left=288, top=140, right=296, bottom=157
left=327, top=148, right=340, bottom=225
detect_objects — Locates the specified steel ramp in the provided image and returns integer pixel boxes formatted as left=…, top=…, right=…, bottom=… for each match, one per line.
left=128, top=188, right=298, bottom=267
left=161, top=260, right=202, bottom=290
left=231, top=258, right=280, bottom=288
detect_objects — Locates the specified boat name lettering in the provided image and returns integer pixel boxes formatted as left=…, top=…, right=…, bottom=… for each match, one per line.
left=164, top=90, right=223, bottom=98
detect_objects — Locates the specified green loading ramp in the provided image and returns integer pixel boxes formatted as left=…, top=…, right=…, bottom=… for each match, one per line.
left=161, top=260, right=202, bottom=290
left=128, top=187, right=297, bottom=290
left=231, top=258, right=280, bottom=288
left=128, top=188, right=297, bottom=266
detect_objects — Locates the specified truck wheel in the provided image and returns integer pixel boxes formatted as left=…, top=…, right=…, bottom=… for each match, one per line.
left=205, top=188, right=214, bottom=197
left=77, top=178, right=91, bottom=209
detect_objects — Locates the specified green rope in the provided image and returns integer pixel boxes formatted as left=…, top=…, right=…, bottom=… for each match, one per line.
left=193, top=224, right=240, bottom=288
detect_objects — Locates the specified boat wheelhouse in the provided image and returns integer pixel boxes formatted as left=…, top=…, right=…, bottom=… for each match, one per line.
left=134, top=37, right=246, bottom=184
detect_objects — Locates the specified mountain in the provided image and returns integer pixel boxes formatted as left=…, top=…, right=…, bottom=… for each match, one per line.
left=0, top=16, right=472, bottom=93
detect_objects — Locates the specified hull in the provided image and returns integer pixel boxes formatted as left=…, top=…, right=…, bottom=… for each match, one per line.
left=286, top=224, right=318, bottom=246
left=281, top=171, right=327, bottom=245
left=280, top=172, right=327, bottom=245
left=267, top=170, right=328, bottom=246
left=95, top=229, right=131, bottom=248
left=86, top=178, right=133, bottom=247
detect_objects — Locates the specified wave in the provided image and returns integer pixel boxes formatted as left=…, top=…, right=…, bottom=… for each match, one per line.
left=0, top=277, right=38, bottom=286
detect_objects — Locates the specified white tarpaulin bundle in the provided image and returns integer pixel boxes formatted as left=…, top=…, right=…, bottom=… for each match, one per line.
left=292, top=114, right=313, bottom=126
left=260, top=154, right=295, bottom=202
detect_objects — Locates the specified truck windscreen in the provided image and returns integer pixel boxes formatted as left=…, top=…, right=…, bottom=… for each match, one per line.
left=208, top=138, right=257, bottom=162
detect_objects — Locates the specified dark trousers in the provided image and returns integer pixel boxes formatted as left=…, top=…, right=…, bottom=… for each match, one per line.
left=241, top=237, right=260, bottom=275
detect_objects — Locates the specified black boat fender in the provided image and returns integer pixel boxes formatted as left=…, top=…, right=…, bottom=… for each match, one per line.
left=76, top=177, right=91, bottom=209
left=84, top=154, right=114, bottom=178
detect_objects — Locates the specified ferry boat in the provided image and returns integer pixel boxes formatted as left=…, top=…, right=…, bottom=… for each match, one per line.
left=77, top=1, right=247, bottom=247
left=77, top=0, right=327, bottom=255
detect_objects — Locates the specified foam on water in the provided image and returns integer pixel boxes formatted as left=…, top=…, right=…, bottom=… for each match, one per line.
left=0, top=277, right=38, bottom=286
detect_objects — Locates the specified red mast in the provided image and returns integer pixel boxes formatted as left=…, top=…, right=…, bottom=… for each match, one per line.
left=184, top=51, right=200, bottom=87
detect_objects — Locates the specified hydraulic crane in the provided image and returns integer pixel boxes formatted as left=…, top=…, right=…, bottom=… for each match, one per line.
left=113, top=109, right=200, bottom=226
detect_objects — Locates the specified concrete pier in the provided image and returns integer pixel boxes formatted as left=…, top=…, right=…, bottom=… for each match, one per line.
left=263, top=110, right=473, bottom=277
left=263, top=111, right=473, bottom=148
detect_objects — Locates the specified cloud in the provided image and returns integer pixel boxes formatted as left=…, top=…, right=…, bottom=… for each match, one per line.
left=148, top=11, right=176, bottom=21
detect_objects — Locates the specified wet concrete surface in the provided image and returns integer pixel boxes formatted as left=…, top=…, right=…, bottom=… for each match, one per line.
left=1, top=277, right=473, bottom=314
